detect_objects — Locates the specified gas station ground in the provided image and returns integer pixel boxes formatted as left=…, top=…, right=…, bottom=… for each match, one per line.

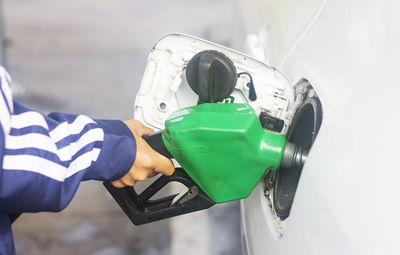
left=3, top=0, right=242, bottom=254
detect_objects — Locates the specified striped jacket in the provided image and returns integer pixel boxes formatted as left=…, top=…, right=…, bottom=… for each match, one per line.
left=0, top=67, right=137, bottom=254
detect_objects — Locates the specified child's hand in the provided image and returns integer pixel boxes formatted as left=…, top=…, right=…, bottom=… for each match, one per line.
left=111, top=120, right=174, bottom=188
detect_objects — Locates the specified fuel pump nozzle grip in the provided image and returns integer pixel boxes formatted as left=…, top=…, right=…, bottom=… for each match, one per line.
left=103, top=131, right=215, bottom=226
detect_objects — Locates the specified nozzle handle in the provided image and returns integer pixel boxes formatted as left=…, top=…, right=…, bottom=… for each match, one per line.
left=103, top=130, right=215, bottom=225
left=142, top=131, right=172, bottom=158
left=103, top=168, right=214, bottom=225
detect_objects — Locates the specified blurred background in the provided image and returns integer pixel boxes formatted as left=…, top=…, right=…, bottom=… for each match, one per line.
left=0, top=0, right=248, bottom=254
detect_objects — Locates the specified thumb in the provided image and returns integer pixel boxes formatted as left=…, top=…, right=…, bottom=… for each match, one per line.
left=135, top=121, right=154, bottom=136
left=136, top=124, right=154, bottom=136
left=124, top=119, right=154, bottom=136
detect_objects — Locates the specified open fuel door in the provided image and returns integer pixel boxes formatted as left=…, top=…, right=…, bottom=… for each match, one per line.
left=104, top=34, right=319, bottom=225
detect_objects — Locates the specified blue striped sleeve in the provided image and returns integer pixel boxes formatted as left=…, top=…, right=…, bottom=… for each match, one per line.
left=0, top=66, right=136, bottom=214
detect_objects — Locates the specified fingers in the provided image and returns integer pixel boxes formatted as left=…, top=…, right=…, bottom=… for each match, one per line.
left=130, top=166, right=151, bottom=182
left=111, top=175, right=137, bottom=188
left=153, top=154, right=175, bottom=176
left=116, top=119, right=174, bottom=188
left=148, top=171, right=159, bottom=178
left=111, top=157, right=174, bottom=188
left=111, top=180, right=124, bottom=188
left=134, top=130, right=174, bottom=176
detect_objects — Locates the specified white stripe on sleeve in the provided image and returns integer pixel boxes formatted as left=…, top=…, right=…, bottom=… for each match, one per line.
left=3, top=154, right=68, bottom=181
left=0, top=67, right=13, bottom=135
left=0, top=97, right=10, bottom=135
left=0, top=76, right=13, bottom=113
left=3, top=148, right=101, bottom=182
left=49, top=115, right=96, bottom=143
left=11, top=111, right=49, bottom=129
left=65, top=148, right=101, bottom=178
left=6, top=133, right=57, bottom=152
left=57, top=128, right=104, bottom=161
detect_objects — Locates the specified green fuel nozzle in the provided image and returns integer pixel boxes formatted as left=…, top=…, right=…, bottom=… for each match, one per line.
left=162, top=103, right=286, bottom=203
left=104, top=103, right=307, bottom=225
left=103, top=50, right=306, bottom=225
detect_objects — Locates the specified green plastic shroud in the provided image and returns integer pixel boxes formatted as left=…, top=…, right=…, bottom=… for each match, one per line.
left=162, top=103, right=286, bottom=203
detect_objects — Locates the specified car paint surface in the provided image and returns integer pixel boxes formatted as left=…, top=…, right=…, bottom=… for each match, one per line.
left=235, top=0, right=324, bottom=66
left=240, top=0, right=400, bottom=254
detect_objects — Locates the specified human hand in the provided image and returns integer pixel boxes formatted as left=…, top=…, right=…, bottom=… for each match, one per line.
left=111, top=120, right=175, bottom=188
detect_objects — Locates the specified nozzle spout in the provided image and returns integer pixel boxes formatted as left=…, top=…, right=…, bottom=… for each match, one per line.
left=281, top=142, right=308, bottom=169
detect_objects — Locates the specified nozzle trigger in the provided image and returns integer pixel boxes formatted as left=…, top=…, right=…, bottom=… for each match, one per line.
left=103, top=168, right=214, bottom=225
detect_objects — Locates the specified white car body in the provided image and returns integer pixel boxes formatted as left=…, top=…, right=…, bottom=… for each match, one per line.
left=236, top=0, right=400, bottom=254
left=133, top=1, right=400, bottom=254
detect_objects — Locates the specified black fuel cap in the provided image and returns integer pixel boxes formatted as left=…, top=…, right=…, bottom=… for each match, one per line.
left=186, top=50, right=237, bottom=103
